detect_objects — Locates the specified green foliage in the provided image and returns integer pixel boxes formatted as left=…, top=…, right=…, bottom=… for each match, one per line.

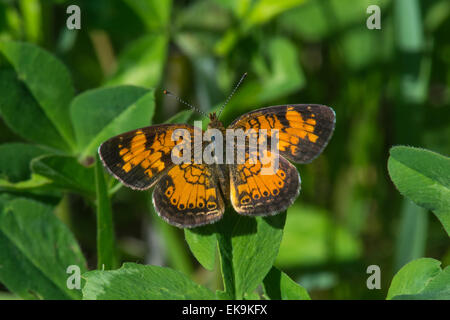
left=0, top=41, right=75, bottom=149
left=0, top=0, right=448, bottom=301
left=70, top=86, right=155, bottom=158
left=394, top=199, right=428, bottom=271
left=387, top=147, right=450, bottom=299
left=263, top=267, right=310, bottom=300
left=0, top=196, right=87, bottom=299
left=107, top=35, right=168, bottom=88
left=387, top=258, right=450, bottom=300
left=276, top=205, right=362, bottom=268
left=0, top=69, right=70, bottom=150
left=185, top=225, right=217, bottom=271
left=82, top=263, right=215, bottom=300
left=388, top=146, right=450, bottom=235
left=31, top=155, right=95, bottom=196
left=0, top=143, right=49, bottom=183
left=123, top=0, right=172, bottom=32
left=216, top=209, right=286, bottom=299
left=95, top=156, right=118, bottom=270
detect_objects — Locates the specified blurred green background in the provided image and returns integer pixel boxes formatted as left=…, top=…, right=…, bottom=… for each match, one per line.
left=0, top=0, right=449, bottom=299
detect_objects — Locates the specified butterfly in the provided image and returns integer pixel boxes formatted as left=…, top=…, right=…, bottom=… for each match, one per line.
left=98, top=104, right=335, bottom=228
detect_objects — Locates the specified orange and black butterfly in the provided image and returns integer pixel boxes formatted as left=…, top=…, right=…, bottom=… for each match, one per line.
left=99, top=103, right=335, bottom=228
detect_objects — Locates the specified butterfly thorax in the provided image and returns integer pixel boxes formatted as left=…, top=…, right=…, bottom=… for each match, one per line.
left=207, top=112, right=227, bottom=164
left=207, top=112, right=230, bottom=201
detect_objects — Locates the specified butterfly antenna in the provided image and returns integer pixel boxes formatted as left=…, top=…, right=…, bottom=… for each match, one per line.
left=163, top=90, right=209, bottom=118
left=217, top=72, right=247, bottom=118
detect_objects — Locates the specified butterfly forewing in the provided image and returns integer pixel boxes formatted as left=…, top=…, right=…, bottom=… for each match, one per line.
left=98, top=124, right=196, bottom=190
left=229, top=104, right=335, bottom=164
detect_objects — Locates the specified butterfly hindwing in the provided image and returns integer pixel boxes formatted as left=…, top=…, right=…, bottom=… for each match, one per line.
left=229, top=104, right=335, bottom=163
left=153, top=163, right=225, bottom=228
left=229, top=150, right=300, bottom=216
left=98, top=124, right=196, bottom=190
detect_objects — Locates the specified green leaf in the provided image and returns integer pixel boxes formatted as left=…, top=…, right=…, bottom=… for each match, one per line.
left=19, top=0, right=42, bottom=43
left=122, top=0, right=172, bottom=32
left=255, top=37, right=305, bottom=101
left=215, top=290, right=233, bottom=300
left=216, top=208, right=286, bottom=299
left=338, top=25, right=393, bottom=71
left=280, top=0, right=390, bottom=42
left=0, top=143, right=49, bottom=183
left=175, top=0, right=231, bottom=57
left=0, top=143, right=53, bottom=192
left=388, top=146, right=450, bottom=235
left=107, top=34, right=168, bottom=87
left=165, top=110, right=193, bottom=124
left=424, top=0, right=450, bottom=32
left=394, top=199, right=428, bottom=271
left=215, top=1, right=307, bottom=54
left=95, top=155, right=117, bottom=270
left=70, top=86, right=155, bottom=158
left=0, top=69, right=70, bottom=150
left=213, top=0, right=251, bottom=19
left=185, top=225, right=217, bottom=271
left=387, top=258, right=450, bottom=300
left=276, top=205, right=361, bottom=267
left=0, top=196, right=87, bottom=299
left=394, top=0, right=424, bottom=52
left=0, top=174, right=52, bottom=191
left=31, top=155, right=95, bottom=196
left=0, top=292, right=20, bottom=300
left=279, top=1, right=330, bottom=42
left=245, top=0, right=306, bottom=28
left=216, top=0, right=305, bottom=28
left=394, top=0, right=430, bottom=105
left=263, top=266, right=310, bottom=300
left=82, top=262, right=216, bottom=300
left=0, top=41, right=75, bottom=148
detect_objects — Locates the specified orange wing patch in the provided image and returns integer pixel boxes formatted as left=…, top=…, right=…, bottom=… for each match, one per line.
left=164, top=164, right=217, bottom=211
left=152, top=163, right=225, bottom=228
left=284, top=107, right=318, bottom=143
left=119, top=129, right=175, bottom=177
left=229, top=104, right=335, bottom=163
left=230, top=150, right=300, bottom=216
left=99, top=124, right=195, bottom=190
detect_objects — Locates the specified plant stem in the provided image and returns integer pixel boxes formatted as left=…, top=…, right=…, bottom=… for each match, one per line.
left=95, top=155, right=118, bottom=270
left=216, top=208, right=237, bottom=299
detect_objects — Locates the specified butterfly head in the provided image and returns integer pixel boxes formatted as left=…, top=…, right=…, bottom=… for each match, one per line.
left=208, top=112, right=225, bottom=130
left=209, top=112, right=218, bottom=121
